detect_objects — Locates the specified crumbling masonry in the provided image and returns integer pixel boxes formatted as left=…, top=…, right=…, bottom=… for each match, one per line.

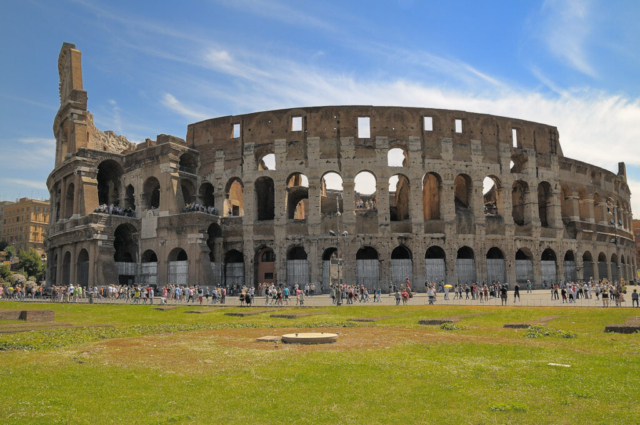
left=46, top=43, right=636, bottom=292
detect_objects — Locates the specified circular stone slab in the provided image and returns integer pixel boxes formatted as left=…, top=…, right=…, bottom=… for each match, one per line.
left=281, top=332, right=338, bottom=344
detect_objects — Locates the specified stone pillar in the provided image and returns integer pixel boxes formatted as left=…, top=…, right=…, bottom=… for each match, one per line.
left=69, top=244, right=77, bottom=285
left=376, top=180, right=390, bottom=234
left=56, top=247, right=64, bottom=286
left=72, top=173, right=81, bottom=217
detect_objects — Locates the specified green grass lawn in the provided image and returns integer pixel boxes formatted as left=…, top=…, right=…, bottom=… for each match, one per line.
left=0, top=302, right=639, bottom=424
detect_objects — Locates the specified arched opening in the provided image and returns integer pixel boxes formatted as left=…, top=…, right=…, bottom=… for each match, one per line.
left=483, top=176, right=501, bottom=216
left=224, top=249, right=244, bottom=287
left=454, top=174, right=472, bottom=210
left=143, top=177, right=160, bottom=210
left=180, top=179, right=196, bottom=208
left=422, top=173, right=441, bottom=220
left=391, top=246, right=413, bottom=290
left=593, top=193, right=604, bottom=223
left=124, top=184, right=135, bottom=211
left=114, top=224, right=137, bottom=285
left=224, top=178, right=244, bottom=217
left=611, top=253, right=619, bottom=282
left=97, top=160, right=123, bottom=206
left=515, top=248, right=534, bottom=285
left=560, top=185, right=574, bottom=222
left=354, top=171, right=377, bottom=211
left=598, top=252, right=608, bottom=280
left=199, top=182, right=215, bottom=208
left=582, top=251, right=594, bottom=281
left=287, top=246, right=309, bottom=287
left=389, top=174, right=410, bottom=221
left=322, top=247, right=341, bottom=290
left=257, top=153, right=276, bottom=171
left=511, top=153, right=527, bottom=174
left=321, top=172, right=343, bottom=215
left=578, top=189, right=590, bottom=222
left=255, top=176, right=275, bottom=221
left=206, top=223, right=222, bottom=262
left=76, top=249, right=89, bottom=288
left=62, top=251, right=71, bottom=285
left=563, top=250, right=577, bottom=282
left=541, top=248, right=557, bottom=285
left=486, top=247, right=505, bottom=284
left=167, top=248, right=188, bottom=284
left=621, top=255, right=627, bottom=282
left=387, top=147, right=408, bottom=167
left=356, top=246, right=379, bottom=291
left=538, top=182, right=553, bottom=227
left=255, top=247, right=276, bottom=285
left=512, top=180, right=529, bottom=226
left=425, top=246, right=446, bottom=285
left=65, top=183, right=75, bottom=219
left=456, top=246, right=476, bottom=284
left=140, top=249, right=158, bottom=284
left=286, top=173, right=309, bottom=220
left=179, top=152, right=198, bottom=174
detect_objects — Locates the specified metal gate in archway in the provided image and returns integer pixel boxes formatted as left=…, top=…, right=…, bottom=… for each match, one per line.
left=391, top=259, right=413, bottom=289
left=356, top=259, right=379, bottom=291
left=598, top=262, right=608, bottom=280
left=116, top=262, right=137, bottom=286
left=424, top=259, right=445, bottom=285
left=583, top=261, right=594, bottom=281
left=210, top=262, right=223, bottom=286
left=541, top=261, right=557, bottom=286
left=563, top=261, right=577, bottom=282
left=611, top=265, right=620, bottom=283
left=515, top=260, right=533, bottom=284
left=456, top=259, right=476, bottom=285
left=225, top=263, right=244, bottom=287
left=287, top=260, right=309, bottom=287
left=168, top=261, right=188, bottom=285
left=140, top=262, right=158, bottom=284
left=486, top=259, right=505, bottom=284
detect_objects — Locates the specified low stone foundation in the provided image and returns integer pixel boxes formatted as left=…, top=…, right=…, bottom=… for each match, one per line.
left=0, top=310, right=55, bottom=322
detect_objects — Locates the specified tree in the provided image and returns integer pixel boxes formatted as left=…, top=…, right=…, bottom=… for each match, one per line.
left=17, top=248, right=44, bottom=280
left=5, top=245, right=16, bottom=261
left=0, top=263, right=10, bottom=280
left=0, top=240, right=8, bottom=251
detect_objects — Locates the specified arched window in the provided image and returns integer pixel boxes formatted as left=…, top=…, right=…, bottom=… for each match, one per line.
left=97, top=160, right=123, bottom=206
left=483, top=176, right=501, bottom=216
left=124, top=184, right=135, bottom=210
left=258, top=153, right=276, bottom=171
left=354, top=171, right=377, bottom=212
left=114, top=224, right=138, bottom=262
left=537, top=182, right=552, bottom=227
left=65, top=183, right=75, bottom=219
left=255, top=177, right=275, bottom=221
left=143, top=177, right=161, bottom=210
left=422, top=173, right=441, bottom=220
left=286, top=173, right=309, bottom=220
left=321, top=172, right=343, bottom=215
left=387, top=147, right=407, bottom=167
left=180, top=179, right=196, bottom=207
left=224, top=178, right=244, bottom=217
left=206, top=224, right=222, bottom=262
left=179, top=153, right=198, bottom=174
left=454, top=174, right=472, bottom=210
left=512, top=180, right=529, bottom=226
left=199, top=182, right=215, bottom=208
left=389, top=174, right=410, bottom=221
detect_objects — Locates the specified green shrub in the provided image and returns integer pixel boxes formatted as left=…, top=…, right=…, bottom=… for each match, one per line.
left=524, top=324, right=576, bottom=339
left=440, top=322, right=461, bottom=331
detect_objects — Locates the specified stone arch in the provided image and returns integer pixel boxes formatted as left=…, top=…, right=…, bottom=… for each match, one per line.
left=512, top=180, right=529, bottom=226
left=168, top=248, right=188, bottom=262
left=199, top=182, right=215, bottom=208
left=206, top=223, right=222, bottom=262
left=224, top=249, right=244, bottom=287
left=541, top=248, right=557, bottom=286
left=97, top=159, right=123, bottom=206
left=76, top=248, right=89, bottom=287
left=356, top=246, right=379, bottom=291
left=560, top=185, right=574, bottom=221
left=611, top=253, right=619, bottom=282
left=179, top=152, right=198, bottom=174
left=582, top=251, right=594, bottom=281
left=537, top=182, right=553, bottom=228
left=578, top=188, right=590, bottom=221
left=456, top=246, right=476, bottom=284
left=287, top=245, right=309, bottom=286
left=180, top=179, right=196, bottom=207
left=113, top=223, right=138, bottom=262
left=422, top=172, right=441, bottom=220
left=65, top=182, right=75, bottom=219
left=322, top=247, right=341, bottom=289
left=486, top=247, right=506, bottom=284
left=354, top=171, right=377, bottom=211
left=563, top=250, right=577, bottom=282
left=321, top=171, right=343, bottom=215
left=482, top=176, right=502, bottom=216
left=124, top=184, right=135, bottom=210
left=454, top=174, right=472, bottom=210
left=424, top=246, right=446, bottom=286
left=257, top=153, right=276, bottom=171
left=143, top=177, right=161, bottom=210
left=389, top=174, right=410, bottom=221
left=390, top=245, right=413, bottom=289
left=62, top=251, right=71, bottom=285
left=286, top=173, right=309, bottom=220
left=387, top=147, right=408, bottom=167
left=515, top=248, right=534, bottom=285
left=255, top=176, right=275, bottom=221
left=255, top=246, right=276, bottom=285
left=141, top=250, right=158, bottom=263
left=224, top=177, right=244, bottom=217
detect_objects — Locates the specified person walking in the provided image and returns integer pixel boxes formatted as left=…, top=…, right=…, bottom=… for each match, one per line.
left=631, top=289, right=638, bottom=308
left=395, top=290, right=401, bottom=305
left=513, top=282, right=520, bottom=303
left=500, top=284, right=508, bottom=306
left=427, top=285, right=435, bottom=305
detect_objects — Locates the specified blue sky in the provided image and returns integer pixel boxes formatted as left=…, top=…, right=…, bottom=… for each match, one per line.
left=1, top=0, right=640, bottom=212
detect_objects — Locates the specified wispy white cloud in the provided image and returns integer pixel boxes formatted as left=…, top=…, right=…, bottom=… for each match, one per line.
left=161, top=94, right=212, bottom=122
left=0, top=178, right=48, bottom=190
left=626, top=179, right=640, bottom=219
left=540, top=0, right=596, bottom=77
left=18, top=138, right=56, bottom=146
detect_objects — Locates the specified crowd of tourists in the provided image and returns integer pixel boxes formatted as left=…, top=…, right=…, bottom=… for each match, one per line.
left=94, top=204, right=135, bottom=217
left=355, top=198, right=377, bottom=210
left=183, top=203, right=217, bottom=215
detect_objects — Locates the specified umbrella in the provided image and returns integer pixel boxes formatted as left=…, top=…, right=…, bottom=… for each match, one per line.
left=444, top=284, right=453, bottom=288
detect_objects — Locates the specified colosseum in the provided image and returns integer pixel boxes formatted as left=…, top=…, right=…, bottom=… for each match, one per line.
left=46, top=43, right=637, bottom=292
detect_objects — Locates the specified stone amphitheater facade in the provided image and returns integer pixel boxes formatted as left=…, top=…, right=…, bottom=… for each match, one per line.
left=46, top=43, right=636, bottom=292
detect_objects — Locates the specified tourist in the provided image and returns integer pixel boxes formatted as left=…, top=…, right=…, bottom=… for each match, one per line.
left=527, top=280, right=532, bottom=293
left=602, top=288, right=609, bottom=307
left=500, top=284, right=508, bottom=306
left=513, top=282, right=520, bottom=303
left=427, top=285, right=435, bottom=305
left=632, top=289, right=638, bottom=308
left=464, top=284, right=470, bottom=299
left=401, top=290, right=409, bottom=305
left=299, top=290, right=304, bottom=306
left=395, top=289, right=401, bottom=305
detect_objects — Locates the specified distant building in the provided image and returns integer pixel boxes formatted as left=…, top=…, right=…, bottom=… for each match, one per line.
left=0, top=201, right=14, bottom=240
left=2, top=198, right=50, bottom=258
left=634, top=219, right=640, bottom=280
